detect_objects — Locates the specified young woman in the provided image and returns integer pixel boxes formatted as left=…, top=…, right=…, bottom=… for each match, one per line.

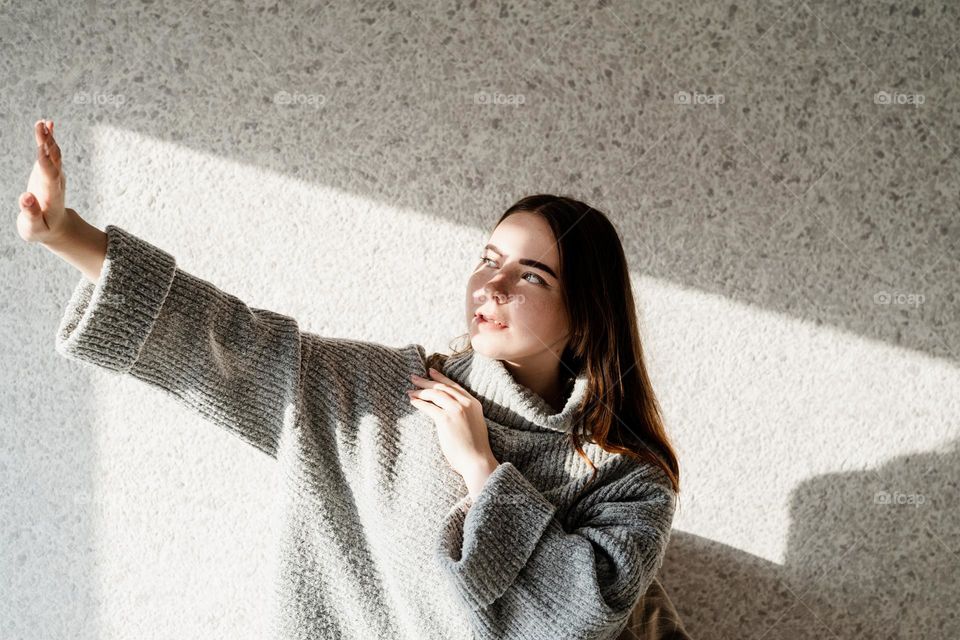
left=20, top=119, right=688, bottom=640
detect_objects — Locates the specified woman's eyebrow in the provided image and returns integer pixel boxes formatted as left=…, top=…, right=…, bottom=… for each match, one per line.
left=484, top=243, right=558, bottom=279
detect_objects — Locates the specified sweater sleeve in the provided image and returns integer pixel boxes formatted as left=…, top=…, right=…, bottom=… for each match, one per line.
left=54, top=224, right=305, bottom=459
left=433, top=460, right=676, bottom=640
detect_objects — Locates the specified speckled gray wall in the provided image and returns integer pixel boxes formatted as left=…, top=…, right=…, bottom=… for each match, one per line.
left=2, top=1, right=958, bottom=639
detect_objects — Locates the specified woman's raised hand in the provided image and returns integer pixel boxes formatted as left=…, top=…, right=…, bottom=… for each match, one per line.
left=17, top=119, right=71, bottom=245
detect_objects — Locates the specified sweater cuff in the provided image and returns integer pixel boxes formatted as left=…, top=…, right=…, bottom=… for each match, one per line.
left=55, top=224, right=178, bottom=373
left=434, top=461, right=557, bottom=611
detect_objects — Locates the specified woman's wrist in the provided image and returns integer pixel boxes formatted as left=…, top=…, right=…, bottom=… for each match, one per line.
left=462, top=455, right=500, bottom=501
left=42, top=208, right=108, bottom=284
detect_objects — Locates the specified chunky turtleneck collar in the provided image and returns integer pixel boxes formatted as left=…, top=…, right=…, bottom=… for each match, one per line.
left=440, top=349, right=589, bottom=434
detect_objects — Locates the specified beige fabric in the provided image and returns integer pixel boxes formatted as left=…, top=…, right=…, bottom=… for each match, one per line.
left=617, top=577, right=691, bottom=640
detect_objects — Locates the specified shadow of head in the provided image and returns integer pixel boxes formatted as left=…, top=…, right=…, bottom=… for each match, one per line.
left=659, top=439, right=959, bottom=639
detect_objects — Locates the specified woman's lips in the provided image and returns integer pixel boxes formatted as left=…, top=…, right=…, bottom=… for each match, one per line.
left=476, top=316, right=508, bottom=330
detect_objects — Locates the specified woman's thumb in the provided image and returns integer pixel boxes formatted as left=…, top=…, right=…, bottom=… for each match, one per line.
left=20, top=192, right=40, bottom=215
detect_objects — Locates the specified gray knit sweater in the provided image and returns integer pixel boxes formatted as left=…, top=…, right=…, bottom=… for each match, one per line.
left=54, top=224, right=677, bottom=640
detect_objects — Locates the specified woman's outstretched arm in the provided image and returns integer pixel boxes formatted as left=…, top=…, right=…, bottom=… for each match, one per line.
left=19, top=119, right=304, bottom=458
left=53, top=223, right=306, bottom=459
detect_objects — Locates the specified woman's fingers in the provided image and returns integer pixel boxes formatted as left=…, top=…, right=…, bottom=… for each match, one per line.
left=34, top=119, right=46, bottom=146
left=20, top=192, right=40, bottom=215
left=409, top=387, right=462, bottom=413
left=408, top=396, right=443, bottom=421
left=47, top=136, right=61, bottom=166
left=427, top=368, right=466, bottom=392
left=16, top=191, right=52, bottom=243
left=412, top=372, right=465, bottom=394
left=36, top=137, right=56, bottom=174
left=33, top=124, right=62, bottom=179
left=34, top=119, right=61, bottom=169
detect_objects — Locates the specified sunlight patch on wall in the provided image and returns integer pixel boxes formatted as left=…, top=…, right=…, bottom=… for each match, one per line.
left=636, top=275, right=959, bottom=563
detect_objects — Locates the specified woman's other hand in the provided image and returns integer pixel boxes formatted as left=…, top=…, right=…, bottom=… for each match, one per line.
left=407, top=368, right=500, bottom=499
left=18, top=119, right=72, bottom=245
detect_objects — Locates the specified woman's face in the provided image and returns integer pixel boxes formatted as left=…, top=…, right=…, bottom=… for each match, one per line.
left=465, top=211, right=571, bottom=361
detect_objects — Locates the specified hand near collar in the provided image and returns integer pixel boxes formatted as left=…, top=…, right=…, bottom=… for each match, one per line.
left=407, top=368, right=500, bottom=500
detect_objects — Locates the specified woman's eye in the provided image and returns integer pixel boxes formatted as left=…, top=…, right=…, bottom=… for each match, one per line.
left=479, top=256, right=546, bottom=286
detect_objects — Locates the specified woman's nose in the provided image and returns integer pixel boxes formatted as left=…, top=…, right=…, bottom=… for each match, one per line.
left=479, top=283, right=508, bottom=304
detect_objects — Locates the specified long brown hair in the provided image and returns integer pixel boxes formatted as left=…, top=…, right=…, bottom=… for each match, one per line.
left=426, top=194, right=680, bottom=495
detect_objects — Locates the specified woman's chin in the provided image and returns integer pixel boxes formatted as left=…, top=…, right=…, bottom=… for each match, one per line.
left=471, top=333, right=520, bottom=359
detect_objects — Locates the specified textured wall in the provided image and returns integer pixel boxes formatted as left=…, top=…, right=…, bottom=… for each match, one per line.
left=2, top=1, right=958, bottom=638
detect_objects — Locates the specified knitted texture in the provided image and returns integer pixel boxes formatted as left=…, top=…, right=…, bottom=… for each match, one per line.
left=54, top=224, right=677, bottom=640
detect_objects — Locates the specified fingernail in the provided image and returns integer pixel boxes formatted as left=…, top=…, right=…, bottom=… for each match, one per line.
left=23, top=194, right=34, bottom=206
